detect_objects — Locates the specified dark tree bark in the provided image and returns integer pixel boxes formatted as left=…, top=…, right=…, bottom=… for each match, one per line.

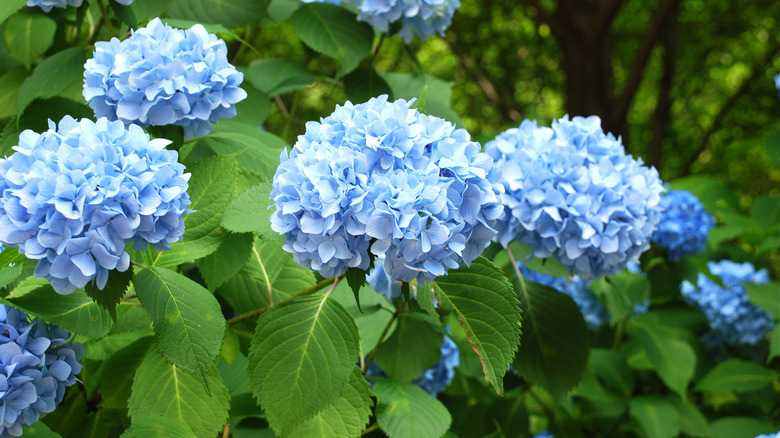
left=649, top=0, right=680, bottom=171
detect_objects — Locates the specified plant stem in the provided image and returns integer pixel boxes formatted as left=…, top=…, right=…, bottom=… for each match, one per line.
left=363, top=299, right=404, bottom=373
left=361, top=424, right=380, bottom=436
left=227, top=276, right=341, bottom=325
left=94, top=0, right=116, bottom=38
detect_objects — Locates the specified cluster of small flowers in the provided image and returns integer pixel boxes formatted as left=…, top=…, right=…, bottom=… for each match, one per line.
left=271, top=95, right=503, bottom=283
left=366, top=256, right=402, bottom=301
left=366, top=335, right=459, bottom=397
left=301, top=0, right=460, bottom=42
left=0, top=117, right=191, bottom=294
left=651, top=190, right=714, bottom=259
left=681, top=260, right=774, bottom=347
left=27, top=0, right=133, bottom=12
left=485, top=117, right=664, bottom=279
left=0, top=305, right=83, bottom=437
left=84, top=18, right=247, bottom=140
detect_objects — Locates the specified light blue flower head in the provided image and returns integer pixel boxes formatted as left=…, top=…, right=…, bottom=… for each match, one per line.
left=485, top=116, right=664, bottom=279
left=327, top=0, right=459, bottom=42
left=366, top=255, right=403, bottom=301
left=775, top=73, right=780, bottom=91
left=27, top=0, right=133, bottom=12
left=534, top=432, right=554, bottom=438
left=0, top=116, right=191, bottom=294
left=651, top=190, right=713, bottom=259
left=271, top=95, right=503, bottom=282
left=83, top=17, right=246, bottom=140
left=681, top=260, right=773, bottom=347
left=755, top=433, right=780, bottom=438
left=0, top=305, right=83, bottom=438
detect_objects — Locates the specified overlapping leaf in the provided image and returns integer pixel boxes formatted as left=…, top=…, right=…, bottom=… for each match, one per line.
left=373, top=379, right=452, bottom=438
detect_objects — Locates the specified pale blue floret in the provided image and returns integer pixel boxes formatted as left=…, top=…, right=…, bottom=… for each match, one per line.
left=0, top=116, right=191, bottom=294
left=27, top=0, right=133, bottom=11
left=366, top=256, right=402, bottom=301
left=755, top=433, right=780, bottom=438
left=651, top=190, right=714, bottom=259
left=83, top=18, right=246, bottom=140
left=485, top=116, right=664, bottom=279
left=0, top=305, right=83, bottom=438
left=271, top=95, right=503, bottom=282
left=681, top=260, right=774, bottom=348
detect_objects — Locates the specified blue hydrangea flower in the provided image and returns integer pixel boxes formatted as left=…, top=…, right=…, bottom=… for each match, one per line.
left=0, top=305, right=83, bottom=437
left=534, top=432, right=554, bottom=438
left=681, top=260, right=774, bottom=347
left=485, top=116, right=664, bottom=279
left=83, top=17, right=246, bottom=140
left=651, top=190, right=714, bottom=260
left=775, top=73, right=780, bottom=91
left=756, top=433, right=780, bottom=438
left=366, top=256, right=403, bottom=301
left=27, top=0, right=133, bottom=11
left=0, top=116, right=191, bottom=294
left=366, top=335, right=459, bottom=397
left=271, top=95, right=503, bottom=282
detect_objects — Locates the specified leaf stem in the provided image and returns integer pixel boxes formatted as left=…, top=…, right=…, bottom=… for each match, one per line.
left=227, top=276, right=341, bottom=325
left=94, top=0, right=117, bottom=38
left=361, top=424, right=380, bottom=436
left=371, top=33, right=386, bottom=64
left=505, top=245, right=526, bottom=288
left=130, top=260, right=149, bottom=270
left=363, top=298, right=404, bottom=373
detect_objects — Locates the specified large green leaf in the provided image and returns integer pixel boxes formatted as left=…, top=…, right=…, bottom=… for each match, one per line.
left=382, top=72, right=464, bottom=127
left=0, top=0, right=26, bottom=25
left=695, top=359, right=774, bottom=393
left=121, top=415, right=198, bottom=438
left=628, top=396, right=681, bottom=438
left=0, top=68, right=26, bottom=119
left=195, top=231, right=254, bottom=291
left=769, top=323, right=780, bottom=362
left=4, top=13, right=56, bottom=69
left=128, top=347, right=229, bottom=438
left=248, top=294, right=359, bottom=434
left=744, top=282, right=780, bottom=319
left=343, top=67, right=393, bottom=104
left=3, top=277, right=112, bottom=339
left=331, top=281, right=397, bottom=353
left=290, top=4, right=374, bottom=77
left=669, top=175, right=739, bottom=214
left=206, top=120, right=288, bottom=180
left=22, top=421, right=60, bottom=438
left=627, top=320, right=695, bottom=397
left=99, top=336, right=154, bottom=409
left=589, top=349, right=635, bottom=397
left=513, top=278, right=588, bottom=401
left=373, top=379, right=452, bottom=438
left=134, top=268, right=226, bottom=382
left=590, top=271, right=650, bottom=322
left=166, top=0, right=267, bottom=28
left=17, top=47, right=86, bottom=119
left=710, top=417, right=776, bottom=438
left=242, top=58, right=318, bottom=96
left=433, top=257, right=520, bottom=395
left=374, top=313, right=443, bottom=382
left=220, top=183, right=275, bottom=236
left=670, top=398, right=711, bottom=438
left=285, top=368, right=372, bottom=437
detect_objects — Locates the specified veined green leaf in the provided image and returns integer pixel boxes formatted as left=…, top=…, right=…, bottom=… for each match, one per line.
left=433, top=257, right=520, bottom=395
left=0, top=68, right=26, bottom=119
left=17, top=47, right=86, bottom=120
left=670, top=398, right=711, bottom=438
left=373, top=379, right=452, bottom=438
left=695, top=359, right=774, bottom=393
left=374, top=313, right=442, bottom=382
left=4, top=13, right=56, bottom=69
left=0, top=0, right=27, bottom=25
left=627, top=320, right=695, bottom=397
left=220, top=183, right=275, bottom=235
left=744, top=282, right=780, bottom=319
left=99, top=336, right=154, bottom=409
left=206, top=120, right=289, bottom=181
left=22, top=421, right=60, bottom=437
left=134, top=267, right=226, bottom=382
left=243, top=58, right=318, bottom=97
left=166, top=0, right=267, bottom=28
left=121, top=415, right=198, bottom=438
left=629, top=396, right=681, bottom=438
left=248, top=294, right=359, bottom=434
left=589, top=349, right=635, bottom=397
left=196, top=231, right=254, bottom=291
left=710, top=417, right=775, bottom=438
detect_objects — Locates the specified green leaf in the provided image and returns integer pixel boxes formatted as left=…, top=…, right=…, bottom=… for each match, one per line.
left=589, top=349, right=635, bottom=397
left=749, top=194, right=780, bottom=230
left=196, top=231, right=254, bottom=291
left=0, top=0, right=27, bottom=25
left=233, top=85, right=271, bottom=127
left=166, top=0, right=267, bottom=28
left=153, top=154, right=237, bottom=267
left=219, top=323, right=240, bottom=364
left=695, top=359, right=774, bottom=393
left=17, top=47, right=86, bottom=119
left=710, top=417, right=775, bottom=438
left=220, top=183, right=275, bottom=235
left=248, top=294, right=360, bottom=434
left=84, top=268, right=133, bottom=321
left=285, top=368, right=372, bottom=437
left=0, top=68, right=26, bottom=119
left=513, top=278, right=588, bottom=401
left=626, top=320, right=695, bottom=397
left=769, top=323, right=780, bottom=362
left=343, top=67, right=393, bottom=104
left=591, top=271, right=650, bottom=322
left=375, top=313, right=443, bottom=382
left=130, top=0, right=178, bottom=21
left=382, top=72, right=464, bottom=127
left=4, top=13, right=56, bottom=69
left=134, top=267, right=226, bottom=382
left=290, top=4, right=374, bottom=77
left=373, top=379, right=452, bottom=438
left=218, top=238, right=315, bottom=313
left=128, top=347, right=229, bottom=438
left=22, top=421, right=61, bottom=438
left=433, top=257, right=520, bottom=395
left=243, top=58, right=318, bottom=96
left=99, top=336, right=154, bottom=409
left=121, top=415, right=198, bottom=438
left=628, top=396, right=681, bottom=438
left=331, top=282, right=396, bottom=353
left=670, top=398, right=711, bottom=438
left=744, top=282, right=780, bottom=319
left=3, top=279, right=112, bottom=339
left=206, top=120, right=288, bottom=180
left=670, top=175, right=739, bottom=214
left=17, top=97, right=93, bottom=132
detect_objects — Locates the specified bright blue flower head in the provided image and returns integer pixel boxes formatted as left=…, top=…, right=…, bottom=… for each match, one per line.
left=651, top=190, right=713, bottom=259
left=271, top=95, right=503, bottom=282
left=486, top=116, right=664, bottom=279
left=0, top=305, right=83, bottom=437
left=0, top=116, right=191, bottom=294
left=681, top=260, right=774, bottom=347
left=83, top=17, right=246, bottom=140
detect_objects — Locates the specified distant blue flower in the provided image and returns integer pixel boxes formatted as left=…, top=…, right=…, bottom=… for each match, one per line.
left=367, top=256, right=402, bottom=301
left=756, top=433, right=780, bottom=438
left=486, top=116, right=664, bottom=279
left=775, top=73, right=780, bottom=91
left=681, top=260, right=774, bottom=348
left=0, top=305, right=83, bottom=437
left=651, top=190, right=713, bottom=259
left=534, top=432, right=554, bottom=438
left=271, top=95, right=503, bottom=282
left=0, top=116, right=191, bottom=294
left=27, top=0, right=133, bottom=11
left=83, top=17, right=246, bottom=140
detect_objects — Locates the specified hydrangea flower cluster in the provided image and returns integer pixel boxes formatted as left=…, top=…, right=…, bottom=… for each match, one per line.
left=27, top=0, right=133, bottom=12
left=83, top=18, right=246, bottom=140
left=485, top=117, right=664, bottom=279
left=651, top=190, right=714, bottom=259
left=301, top=0, right=460, bottom=42
left=517, top=263, right=610, bottom=331
left=534, top=432, right=554, bottom=438
left=0, top=116, right=191, bottom=294
left=271, top=95, right=503, bottom=283
left=0, top=305, right=83, bottom=437
left=366, top=256, right=402, bottom=301
left=681, top=260, right=774, bottom=347
left=756, top=433, right=780, bottom=438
